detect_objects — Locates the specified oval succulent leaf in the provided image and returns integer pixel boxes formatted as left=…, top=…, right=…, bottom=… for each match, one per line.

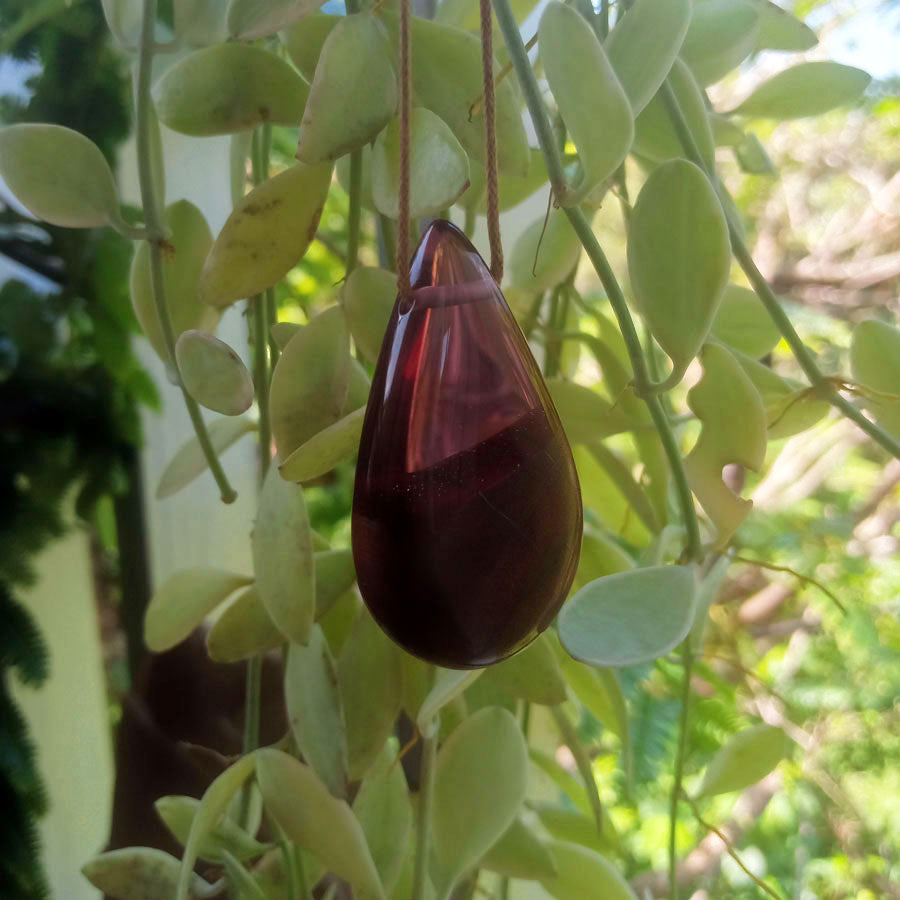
left=199, top=161, right=333, bottom=309
left=732, top=61, right=871, bottom=119
left=252, top=464, right=316, bottom=644
left=269, top=305, right=352, bottom=460
left=154, top=795, right=269, bottom=863
left=279, top=406, right=365, bottom=483
left=343, top=266, right=396, bottom=364
left=479, top=633, right=568, bottom=706
left=540, top=841, right=638, bottom=900
left=696, top=723, right=789, bottom=798
left=508, top=209, right=581, bottom=293
left=627, top=158, right=730, bottom=386
left=559, top=566, right=697, bottom=668
left=417, top=667, right=483, bottom=735
left=684, top=342, right=768, bottom=547
left=175, top=330, right=254, bottom=416
left=175, top=0, right=230, bottom=44
left=539, top=2, right=633, bottom=206
left=371, top=108, right=470, bottom=220
left=559, top=653, right=628, bottom=743
left=227, top=0, right=326, bottom=39
left=156, top=415, right=255, bottom=499
left=735, top=132, right=776, bottom=175
left=573, top=527, right=635, bottom=590
left=131, top=199, right=220, bottom=366
left=297, top=12, right=397, bottom=164
left=0, top=124, right=120, bottom=229
left=432, top=707, right=528, bottom=895
left=145, top=568, right=252, bottom=652
left=286, top=625, right=349, bottom=797
left=680, top=0, right=760, bottom=86
left=313, top=548, right=358, bottom=618
left=153, top=44, right=309, bottom=136
left=205, top=585, right=283, bottom=663
left=711, top=285, right=781, bottom=358
left=82, top=848, right=211, bottom=900
left=337, top=145, right=377, bottom=213
left=605, top=0, right=692, bottom=115
left=256, top=748, right=386, bottom=900
left=280, top=11, right=338, bottom=80
left=338, top=610, right=404, bottom=780
left=468, top=148, right=550, bottom=214
left=632, top=58, right=716, bottom=174
left=547, top=379, right=636, bottom=445
left=753, top=0, right=817, bottom=52
left=850, top=319, right=900, bottom=436
left=481, top=817, right=557, bottom=881
left=352, top=744, right=413, bottom=894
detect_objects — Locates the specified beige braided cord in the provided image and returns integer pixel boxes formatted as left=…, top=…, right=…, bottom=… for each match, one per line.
left=479, top=0, right=503, bottom=284
left=396, top=0, right=413, bottom=297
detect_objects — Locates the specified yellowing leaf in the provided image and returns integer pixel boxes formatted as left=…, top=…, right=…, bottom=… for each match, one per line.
left=199, top=162, right=333, bottom=308
left=154, top=44, right=309, bottom=136
left=145, top=568, right=252, bottom=652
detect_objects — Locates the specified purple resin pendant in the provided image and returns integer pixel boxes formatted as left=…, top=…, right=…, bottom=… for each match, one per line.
left=352, top=221, right=582, bottom=668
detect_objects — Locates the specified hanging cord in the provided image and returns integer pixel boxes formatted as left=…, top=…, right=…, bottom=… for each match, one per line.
left=478, top=0, right=503, bottom=283
left=396, top=0, right=412, bottom=296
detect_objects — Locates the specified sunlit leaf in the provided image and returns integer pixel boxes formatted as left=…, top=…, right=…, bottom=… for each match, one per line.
left=432, top=707, right=528, bottom=895
left=559, top=566, right=697, bottom=667
left=628, top=158, right=730, bottom=386
left=372, top=108, right=470, bottom=219
left=297, top=12, right=397, bottom=164
left=478, top=633, right=567, bottom=705
left=199, top=162, right=333, bottom=309
left=606, top=0, right=692, bottom=115
left=753, top=0, right=817, bottom=52
left=286, top=624, right=348, bottom=796
left=547, top=379, right=636, bottom=446
left=850, top=319, right=900, bottom=436
left=508, top=209, right=581, bottom=292
left=711, top=285, right=781, bottom=358
left=227, top=0, right=326, bottom=39
left=343, top=266, right=396, bottom=364
left=256, top=748, right=385, bottom=899
left=417, top=667, right=484, bottom=735
left=733, top=61, right=871, bottom=119
left=145, top=568, right=252, bottom=652
left=735, top=132, right=776, bottom=175
left=680, top=0, right=760, bottom=86
left=154, top=44, right=309, bottom=136
left=252, top=464, right=315, bottom=644
left=539, top=2, right=633, bottom=206
left=696, top=723, right=789, bottom=798
left=540, top=841, right=637, bottom=900
left=0, top=124, right=120, bottom=229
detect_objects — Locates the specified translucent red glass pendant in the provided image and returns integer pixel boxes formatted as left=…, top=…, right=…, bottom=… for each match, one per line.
left=352, top=221, right=582, bottom=668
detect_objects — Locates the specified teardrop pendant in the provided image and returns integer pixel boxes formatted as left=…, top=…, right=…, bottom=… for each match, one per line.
left=352, top=221, right=582, bottom=668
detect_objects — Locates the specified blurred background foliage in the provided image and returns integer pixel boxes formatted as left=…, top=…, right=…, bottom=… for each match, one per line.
left=1, top=0, right=899, bottom=898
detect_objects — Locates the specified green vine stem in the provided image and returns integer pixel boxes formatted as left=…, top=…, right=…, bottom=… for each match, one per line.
left=346, top=150, right=363, bottom=276
left=492, top=0, right=702, bottom=563
left=413, top=732, right=437, bottom=900
left=657, top=82, right=900, bottom=463
left=135, top=0, right=237, bottom=503
left=668, top=643, right=694, bottom=900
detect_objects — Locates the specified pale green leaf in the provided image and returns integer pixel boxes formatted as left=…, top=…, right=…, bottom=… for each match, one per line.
left=256, top=748, right=386, bottom=899
left=733, top=61, right=871, bottom=119
left=297, top=12, right=397, bottom=163
left=559, top=566, right=697, bottom=667
left=0, top=124, right=120, bottom=229
left=227, top=0, right=326, bottom=39
left=417, top=668, right=484, bottom=736
left=131, top=199, right=219, bottom=366
left=252, top=464, right=315, bottom=644
left=680, top=0, right=760, bottom=86
left=540, top=841, right=637, bottom=900
left=372, top=108, right=470, bottom=219
left=711, top=285, right=781, bottom=358
left=480, top=816, right=557, bottom=880
left=220, top=851, right=268, bottom=900
left=314, top=548, right=357, bottom=617
left=154, top=44, right=309, bottom=136
left=279, top=407, right=364, bottom=483
left=508, top=209, right=581, bottom=292
left=144, top=568, right=252, bottom=652
left=156, top=415, right=255, bottom=499
left=558, top=653, right=628, bottom=743
left=478, top=633, right=567, bottom=706
left=547, top=378, right=636, bottom=445
left=735, top=132, right=776, bottom=175
left=696, top=724, right=789, bottom=798
left=343, top=266, right=395, bottom=364
left=100, top=0, right=141, bottom=48
left=535, top=807, right=612, bottom=855
left=286, top=624, right=348, bottom=796
left=753, top=0, right=817, bottom=52
left=573, top=527, right=635, bottom=590
left=850, top=319, right=900, bottom=436
left=205, top=586, right=283, bottom=663
left=432, top=707, right=528, bottom=895
left=82, top=848, right=211, bottom=900
left=175, top=330, right=254, bottom=416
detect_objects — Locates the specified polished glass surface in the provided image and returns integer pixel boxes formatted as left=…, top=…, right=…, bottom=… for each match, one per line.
left=352, top=221, right=582, bottom=668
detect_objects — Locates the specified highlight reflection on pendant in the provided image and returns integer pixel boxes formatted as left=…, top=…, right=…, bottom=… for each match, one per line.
left=352, top=220, right=582, bottom=668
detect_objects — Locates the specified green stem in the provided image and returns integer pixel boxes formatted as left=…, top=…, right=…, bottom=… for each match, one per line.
left=346, top=149, right=363, bottom=276
left=265, top=287, right=280, bottom=364
left=252, top=295, right=272, bottom=479
left=493, top=0, right=703, bottom=561
left=413, top=733, right=437, bottom=900
left=551, top=705, right=606, bottom=841
left=135, top=0, right=236, bottom=504
left=668, top=643, right=694, bottom=900
left=378, top=213, right=397, bottom=272
left=658, top=82, right=900, bottom=463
